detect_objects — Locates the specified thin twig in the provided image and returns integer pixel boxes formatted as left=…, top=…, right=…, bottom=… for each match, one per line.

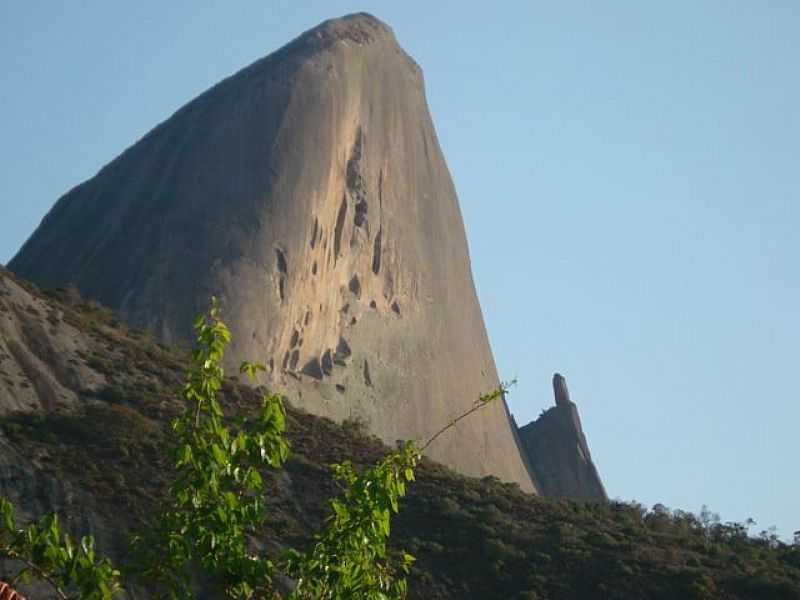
left=421, top=383, right=513, bottom=452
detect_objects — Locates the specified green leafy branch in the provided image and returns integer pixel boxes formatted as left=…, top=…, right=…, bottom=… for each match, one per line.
left=281, top=384, right=510, bottom=600
left=282, top=441, right=420, bottom=600
left=0, top=498, right=121, bottom=600
left=132, top=297, right=289, bottom=600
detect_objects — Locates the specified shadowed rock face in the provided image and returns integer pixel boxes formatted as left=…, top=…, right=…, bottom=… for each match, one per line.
left=517, top=374, right=607, bottom=500
left=10, top=14, right=536, bottom=492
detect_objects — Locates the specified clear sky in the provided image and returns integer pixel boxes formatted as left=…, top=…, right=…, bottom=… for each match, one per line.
left=1, top=2, right=797, bottom=538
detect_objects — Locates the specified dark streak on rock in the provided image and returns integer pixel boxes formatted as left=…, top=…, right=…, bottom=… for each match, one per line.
left=310, top=216, right=319, bottom=249
left=333, top=196, right=347, bottom=259
left=363, top=359, right=372, bottom=387
left=372, top=228, right=382, bottom=275
left=276, top=248, right=288, bottom=301
left=276, top=248, right=288, bottom=274
left=349, top=275, right=361, bottom=298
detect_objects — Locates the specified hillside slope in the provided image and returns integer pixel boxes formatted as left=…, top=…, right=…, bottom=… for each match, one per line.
left=0, top=269, right=798, bottom=599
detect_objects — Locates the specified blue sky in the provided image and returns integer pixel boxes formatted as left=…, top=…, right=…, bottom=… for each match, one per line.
left=1, top=2, right=797, bottom=538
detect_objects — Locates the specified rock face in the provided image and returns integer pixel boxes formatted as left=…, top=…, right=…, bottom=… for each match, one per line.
left=517, top=374, right=607, bottom=500
left=0, top=267, right=107, bottom=414
left=9, top=14, right=536, bottom=492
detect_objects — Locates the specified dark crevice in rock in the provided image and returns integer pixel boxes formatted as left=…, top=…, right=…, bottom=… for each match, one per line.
left=304, top=311, right=311, bottom=326
left=281, top=351, right=290, bottom=371
left=378, top=169, right=383, bottom=209
left=348, top=275, right=361, bottom=298
left=363, top=359, right=372, bottom=387
left=354, top=200, right=368, bottom=228
left=310, top=217, right=319, bottom=249
left=369, top=299, right=377, bottom=309
left=289, top=350, right=300, bottom=371
left=346, top=127, right=363, bottom=191
left=321, top=349, right=333, bottom=375
left=334, top=337, right=351, bottom=365
left=301, top=357, right=324, bottom=379
left=335, top=384, right=346, bottom=393
left=300, top=356, right=324, bottom=379
left=311, top=261, right=317, bottom=275
left=278, top=278, right=286, bottom=302
left=333, top=196, right=347, bottom=259
left=390, top=300, right=400, bottom=315
left=275, top=248, right=288, bottom=275
left=372, top=228, right=382, bottom=275
left=347, top=128, right=368, bottom=231
left=290, top=329, right=299, bottom=348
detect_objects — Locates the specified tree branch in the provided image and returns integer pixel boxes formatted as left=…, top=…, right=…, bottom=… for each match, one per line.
left=421, top=383, right=513, bottom=452
left=0, top=545, right=70, bottom=600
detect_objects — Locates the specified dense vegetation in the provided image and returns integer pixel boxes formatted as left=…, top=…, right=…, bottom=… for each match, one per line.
left=0, top=280, right=799, bottom=598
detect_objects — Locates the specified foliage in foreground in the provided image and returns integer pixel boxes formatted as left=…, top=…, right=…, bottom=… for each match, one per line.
left=0, top=278, right=798, bottom=599
left=131, top=299, right=290, bottom=599
left=0, top=499, right=121, bottom=600
left=0, top=298, right=504, bottom=600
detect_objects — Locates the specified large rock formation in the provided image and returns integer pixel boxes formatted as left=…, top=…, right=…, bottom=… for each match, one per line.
left=9, top=14, right=536, bottom=491
left=517, top=374, right=607, bottom=500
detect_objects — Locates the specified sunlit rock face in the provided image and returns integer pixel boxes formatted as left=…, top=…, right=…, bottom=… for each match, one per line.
left=0, top=267, right=105, bottom=415
left=10, top=14, right=537, bottom=492
left=517, top=374, right=607, bottom=500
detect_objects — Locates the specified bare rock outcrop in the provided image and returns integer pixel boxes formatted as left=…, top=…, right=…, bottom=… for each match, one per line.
left=0, top=267, right=107, bottom=414
left=517, top=374, right=607, bottom=500
left=9, top=14, right=536, bottom=492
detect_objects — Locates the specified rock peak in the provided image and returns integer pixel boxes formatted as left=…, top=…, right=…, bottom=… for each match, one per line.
left=309, top=12, right=394, bottom=41
left=281, top=12, right=402, bottom=59
left=553, top=372, right=571, bottom=406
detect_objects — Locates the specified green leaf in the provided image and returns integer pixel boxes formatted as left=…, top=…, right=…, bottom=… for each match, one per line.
left=211, top=443, right=227, bottom=466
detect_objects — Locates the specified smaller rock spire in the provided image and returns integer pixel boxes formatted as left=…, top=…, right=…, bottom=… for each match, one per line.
left=553, top=372, right=571, bottom=406
left=515, top=372, right=608, bottom=501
